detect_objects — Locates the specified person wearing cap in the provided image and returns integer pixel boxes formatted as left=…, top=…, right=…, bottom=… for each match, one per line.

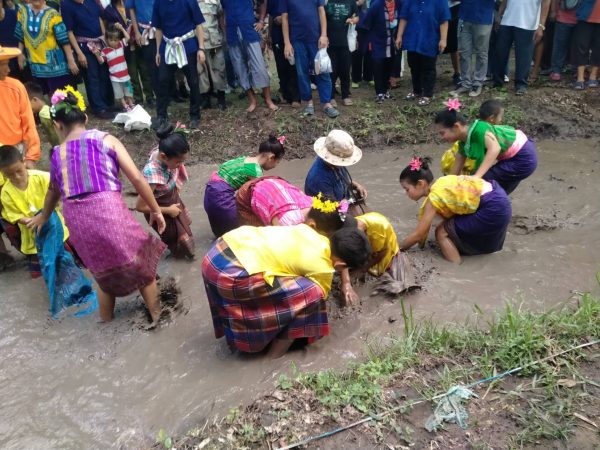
left=0, top=46, right=41, bottom=168
left=304, top=129, right=368, bottom=215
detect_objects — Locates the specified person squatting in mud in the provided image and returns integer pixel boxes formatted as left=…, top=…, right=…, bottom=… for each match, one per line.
left=399, top=156, right=512, bottom=264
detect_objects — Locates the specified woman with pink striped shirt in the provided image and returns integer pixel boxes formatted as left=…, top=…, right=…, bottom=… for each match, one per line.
left=27, top=89, right=167, bottom=326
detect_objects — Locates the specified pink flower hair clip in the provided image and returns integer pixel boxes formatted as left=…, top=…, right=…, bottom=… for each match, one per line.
left=445, top=98, right=462, bottom=111
left=277, top=135, right=286, bottom=145
left=338, top=199, right=349, bottom=221
left=51, top=91, right=67, bottom=105
left=409, top=157, right=422, bottom=171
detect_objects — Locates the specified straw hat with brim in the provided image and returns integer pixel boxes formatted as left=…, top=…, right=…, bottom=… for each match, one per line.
left=0, top=46, right=21, bottom=61
left=314, top=129, right=362, bottom=167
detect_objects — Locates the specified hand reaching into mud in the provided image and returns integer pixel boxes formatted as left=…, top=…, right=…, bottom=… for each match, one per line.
left=341, top=282, right=359, bottom=307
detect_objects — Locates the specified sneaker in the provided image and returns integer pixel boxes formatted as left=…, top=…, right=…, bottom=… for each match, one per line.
left=452, top=73, right=462, bottom=88
left=573, top=81, right=585, bottom=90
left=189, top=119, right=200, bottom=129
left=384, top=91, right=392, bottom=99
left=450, top=85, right=470, bottom=96
left=351, top=82, right=359, bottom=89
left=469, top=85, right=483, bottom=97
left=504, top=75, right=510, bottom=82
left=549, top=72, right=561, bottom=81
left=151, top=116, right=169, bottom=131
left=303, top=104, right=315, bottom=115
left=323, top=106, right=339, bottom=118
left=376, top=94, right=385, bottom=104
left=586, top=79, right=599, bottom=88
left=515, top=87, right=527, bottom=96
left=311, top=83, right=317, bottom=90
left=343, top=98, right=353, bottom=106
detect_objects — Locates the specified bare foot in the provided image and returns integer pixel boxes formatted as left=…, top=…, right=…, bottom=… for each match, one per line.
left=266, top=101, right=279, bottom=112
left=246, top=102, right=257, bottom=113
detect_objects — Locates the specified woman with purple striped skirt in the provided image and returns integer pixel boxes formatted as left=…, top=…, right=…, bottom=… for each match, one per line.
left=27, top=89, right=167, bottom=324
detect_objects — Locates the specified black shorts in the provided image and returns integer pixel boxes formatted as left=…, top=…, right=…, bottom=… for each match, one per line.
left=571, top=21, right=600, bottom=66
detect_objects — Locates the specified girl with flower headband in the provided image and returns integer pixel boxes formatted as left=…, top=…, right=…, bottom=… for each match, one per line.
left=434, top=98, right=538, bottom=195
left=202, top=220, right=372, bottom=358
left=399, top=156, right=512, bottom=263
left=203, top=134, right=286, bottom=237
left=137, top=122, right=194, bottom=259
left=27, top=87, right=168, bottom=325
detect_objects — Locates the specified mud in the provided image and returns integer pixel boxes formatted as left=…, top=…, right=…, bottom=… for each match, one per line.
left=1, top=139, right=599, bottom=449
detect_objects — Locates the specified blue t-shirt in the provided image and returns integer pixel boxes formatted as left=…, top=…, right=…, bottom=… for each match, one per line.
left=361, top=0, right=399, bottom=59
left=221, top=0, right=261, bottom=44
left=267, top=0, right=284, bottom=45
left=0, top=7, right=19, bottom=47
left=305, top=157, right=352, bottom=202
left=61, top=0, right=104, bottom=38
left=458, top=0, right=495, bottom=25
left=125, top=0, right=155, bottom=25
left=152, top=0, right=205, bottom=56
left=399, top=0, right=451, bottom=58
left=281, top=0, right=325, bottom=44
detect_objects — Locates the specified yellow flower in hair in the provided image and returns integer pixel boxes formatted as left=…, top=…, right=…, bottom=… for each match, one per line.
left=312, top=193, right=339, bottom=213
left=64, top=85, right=87, bottom=112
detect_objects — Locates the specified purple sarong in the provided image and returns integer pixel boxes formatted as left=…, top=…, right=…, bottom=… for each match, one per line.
left=63, top=191, right=166, bottom=297
left=204, top=179, right=239, bottom=237
left=483, top=139, right=538, bottom=194
left=444, top=181, right=512, bottom=255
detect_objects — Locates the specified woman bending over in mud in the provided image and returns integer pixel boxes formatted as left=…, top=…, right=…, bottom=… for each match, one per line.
left=399, top=157, right=512, bottom=263
left=435, top=99, right=537, bottom=195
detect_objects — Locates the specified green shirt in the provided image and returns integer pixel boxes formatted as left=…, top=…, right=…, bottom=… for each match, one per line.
left=217, top=156, right=263, bottom=189
left=39, top=104, right=60, bottom=148
left=458, top=120, right=517, bottom=171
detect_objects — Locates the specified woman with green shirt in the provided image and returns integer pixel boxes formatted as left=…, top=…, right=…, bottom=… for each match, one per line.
left=203, top=135, right=285, bottom=237
left=433, top=103, right=538, bottom=194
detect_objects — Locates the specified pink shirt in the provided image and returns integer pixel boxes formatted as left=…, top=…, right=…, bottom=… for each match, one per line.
left=250, top=178, right=313, bottom=226
left=556, top=8, right=577, bottom=25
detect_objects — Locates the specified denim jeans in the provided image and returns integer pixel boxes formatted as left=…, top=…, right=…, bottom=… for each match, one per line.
left=293, top=41, right=332, bottom=103
left=458, top=20, right=492, bottom=88
left=550, top=22, right=575, bottom=74
left=80, top=45, right=112, bottom=113
left=492, top=25, right=535, bottom=90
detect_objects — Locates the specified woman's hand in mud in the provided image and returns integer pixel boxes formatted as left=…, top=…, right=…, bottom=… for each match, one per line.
left=164, top=204, right=181, bottom=218
left=341, top=282, right=359, bottom=307
left=23, top=215, right=48, bottom=233
left=150, top=212, right=167, bottom=234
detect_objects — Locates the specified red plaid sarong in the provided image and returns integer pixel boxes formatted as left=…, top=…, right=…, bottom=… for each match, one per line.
left=202, top=238, right=329, bottom=353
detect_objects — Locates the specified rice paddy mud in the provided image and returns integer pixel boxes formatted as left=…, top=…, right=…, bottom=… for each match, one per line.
left=1, top=77, right=600, bottom=449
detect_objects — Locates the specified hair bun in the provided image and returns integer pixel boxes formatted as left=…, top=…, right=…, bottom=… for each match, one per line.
left=156, top=123, right=175, bottom=140
left=421, top=156, right=432, bottom=169
left=65, top=92, right=79, bottom=106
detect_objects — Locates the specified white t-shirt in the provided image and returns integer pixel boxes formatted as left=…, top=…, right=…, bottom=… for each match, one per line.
left=501, top=0, right=542, bottom=30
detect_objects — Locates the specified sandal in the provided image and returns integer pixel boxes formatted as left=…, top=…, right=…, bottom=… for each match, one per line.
left=405, top=92, right=417, bottom=101
left=573, top=81, right=585, bottom=90
left=417, top=97, right=431, bottom=106
left=586, top=79, right=599, bottom=88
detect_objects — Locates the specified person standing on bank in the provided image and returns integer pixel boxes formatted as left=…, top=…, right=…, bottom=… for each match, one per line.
left=152, top=0, right=206, bottom=130
left=197, top=0, right=228, bottom=110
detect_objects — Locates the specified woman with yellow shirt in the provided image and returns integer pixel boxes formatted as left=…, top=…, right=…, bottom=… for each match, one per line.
left=201, top=222, right=371, bottom=358
left=399, top=157, right=512, bottom=263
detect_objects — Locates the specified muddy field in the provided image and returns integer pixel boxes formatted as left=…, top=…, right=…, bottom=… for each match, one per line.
left=1, top=76, right=600, bottom=449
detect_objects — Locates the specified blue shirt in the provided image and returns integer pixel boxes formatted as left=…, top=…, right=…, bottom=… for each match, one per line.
left=399, top=0, right=451, bottom=58
left=61, top=0, right=104, bottom=38
left=458, top=0, right=495, bottom=25
left=152, top=0, right=205, bottom=56
left=281, top=0, right=325, bottom=44
left=125, top=0, right=155, bottom=25
left=305, top=157, right=352, bottom=202
left=361, top=0, right=399, bottom=59
left=221, top=0, right=261, bottom=44
left=267, top=0, right=284, bottom=45
left=0, top=7, right=19, bottom=47
left=577, top=0, right=599, bottom=21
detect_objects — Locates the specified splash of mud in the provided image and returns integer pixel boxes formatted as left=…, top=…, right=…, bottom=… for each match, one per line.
left=511, top=211, right=579, bottom=235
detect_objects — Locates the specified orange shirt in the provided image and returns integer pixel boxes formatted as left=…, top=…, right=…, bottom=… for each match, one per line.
left=589, top=0, right=600, bottom=23
left=0, top=76, right=41, bottom=162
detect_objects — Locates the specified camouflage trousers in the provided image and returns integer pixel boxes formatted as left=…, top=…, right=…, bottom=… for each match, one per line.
left=198, top=46, right=227, bottom=94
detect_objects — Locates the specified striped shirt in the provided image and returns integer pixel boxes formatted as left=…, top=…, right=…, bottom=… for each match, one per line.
left=250, top=178, right=312, bottom=226
left=101, top=42, right=130, bottom=82
left=50, top=129, right=122, bottom=199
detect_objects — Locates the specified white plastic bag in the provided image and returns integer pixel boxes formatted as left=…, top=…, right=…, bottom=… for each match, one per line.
left=347, top=24, right=357, bottom=53
left=112, top=104, right=152, bottom=132
left=314, top=48, right=332, bottom=75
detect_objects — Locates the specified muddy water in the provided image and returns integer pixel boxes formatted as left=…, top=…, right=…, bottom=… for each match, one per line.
left=1, top=139, right=599, bottom=449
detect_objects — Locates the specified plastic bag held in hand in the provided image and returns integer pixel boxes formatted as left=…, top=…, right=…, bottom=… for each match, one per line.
left=112, top=104, right=152, bottom=132
left=347, top=24, right=357, bottom=53
left=314, top=48, right=333, bottom=75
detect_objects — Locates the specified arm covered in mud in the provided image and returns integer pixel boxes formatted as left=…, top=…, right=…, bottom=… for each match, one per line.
left=401, top=201, right=437, bottom=251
